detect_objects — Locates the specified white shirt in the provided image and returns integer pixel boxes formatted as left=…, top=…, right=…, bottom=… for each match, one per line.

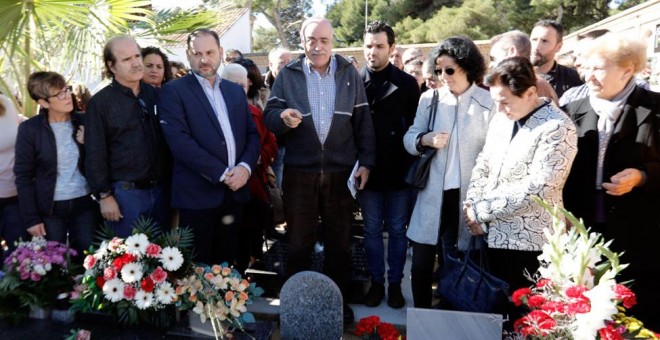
left=193, top=72, right=251, bottom=181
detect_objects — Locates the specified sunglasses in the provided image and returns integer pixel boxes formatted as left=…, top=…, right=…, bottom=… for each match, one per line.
left=434, top=67, right=456, bottom=76
left=48, top=86, right=72, bottom=101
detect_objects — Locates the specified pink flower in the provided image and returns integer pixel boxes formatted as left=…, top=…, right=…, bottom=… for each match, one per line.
left=224, top=291, right=235, bottom=302
left=30, top=272, right=41, bottom=281
left=150, top=266, right=167, bottom=283
left=221, top=267, right=231, bottom=277
left=83, top=255, right=96, bottom=270
left=145, top=243, right=161, bottom=257
left=598, top=323, right=624, bottom=340
left=567, top=298, right=591, bottom=314
left=123, top=285, right=137, bottom=300
left=103, top=267, right=117, bottom=281
left=211, top=265, right=222, bottom=274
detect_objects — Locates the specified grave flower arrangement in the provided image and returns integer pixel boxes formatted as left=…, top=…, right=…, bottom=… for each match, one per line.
left=511, top=198, right=658, bottom=339
left=0, top=236, right=77, bottom=309
left=354, top=315, right=403, bottom=340
left=71, top=219, right=194, bottom=328
left=175, top=263, right=263, bottom=338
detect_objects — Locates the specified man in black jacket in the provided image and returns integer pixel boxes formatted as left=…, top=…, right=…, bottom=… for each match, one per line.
left=85, top=35, right=171, bottom=237
left=359, top=21, right=420, bottom=309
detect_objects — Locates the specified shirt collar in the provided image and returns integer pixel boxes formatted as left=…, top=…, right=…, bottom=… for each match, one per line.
left=193, top=71, right=221, bottom=89
left=304, top=55, right=336, bottom=76
left=111, top=78, right=142, bottom=97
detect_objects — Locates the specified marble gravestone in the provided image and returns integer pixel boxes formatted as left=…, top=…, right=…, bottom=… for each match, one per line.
left=407, top=308, right=503, bottom=340
left=279, top=271, right=343, bottom=340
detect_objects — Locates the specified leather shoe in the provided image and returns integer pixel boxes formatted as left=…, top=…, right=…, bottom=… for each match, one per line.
left=364, top=282, right=385, bottom=307
left=343, top=303, right=354, bottom=326
left=387, top=283, right=405, bottom=309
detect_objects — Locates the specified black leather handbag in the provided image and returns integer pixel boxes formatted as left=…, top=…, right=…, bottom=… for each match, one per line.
left=404, top=89, right=438, bottom=189
left=437, top=236, right=510, bottom=314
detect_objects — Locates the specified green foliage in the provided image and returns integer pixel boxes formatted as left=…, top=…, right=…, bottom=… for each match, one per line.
left=0, top=0, right=218, bottom=116
left=234, top=0, right=312, bottom=49
left=252, top=26, right=282, bottom=52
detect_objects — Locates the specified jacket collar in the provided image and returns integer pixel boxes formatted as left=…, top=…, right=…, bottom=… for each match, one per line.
left=361, top=63, right=398, bottom=104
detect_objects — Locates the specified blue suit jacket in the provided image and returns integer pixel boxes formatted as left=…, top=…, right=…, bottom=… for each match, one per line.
left=158, top=73, right=260, bottom=209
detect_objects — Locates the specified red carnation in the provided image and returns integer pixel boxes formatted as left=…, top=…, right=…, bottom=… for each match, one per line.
left=96, top=276, right=105, bottom=289
left=598, top=323, right=624, bottom=340
left=141, top=277, right=155, bottom=292
left=527, top=294, right=546, bottom=308
left=112, top=253, right=137, bottom=271
left=567, top=298, right=591, bottom=314
left=613, top=284, right=637, bottom=309
left=512, top=288, right=532, bottom=306
left=536, top=278, right=552, bottom=288
left=515, top=310, right=556, bottom=337
left=541, top=301, right=567, bottom=313
left=566, top=285, right=588, bottom=299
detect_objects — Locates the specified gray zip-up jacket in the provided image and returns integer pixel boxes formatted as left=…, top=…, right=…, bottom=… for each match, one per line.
left=264, top=54, right=375, bottom=173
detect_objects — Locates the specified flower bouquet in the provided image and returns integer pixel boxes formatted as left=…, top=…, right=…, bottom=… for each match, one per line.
left=0, top=236, right=77, bottom=315
left=511, top=198, right=658, bottom=339
left=354, top=315, right=404, bottom=340
left=70, top=218, right=194, bottom=328
left=175, top=263, right=264, bottom=339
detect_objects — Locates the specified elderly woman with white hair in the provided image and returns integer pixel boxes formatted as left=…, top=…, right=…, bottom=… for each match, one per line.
left=562, top=33, right=660, bottom=329
left=221, top=63, right=277, bottom=273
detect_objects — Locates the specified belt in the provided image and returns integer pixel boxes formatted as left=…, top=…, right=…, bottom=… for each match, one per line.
left=116, top=180, right=161, bottom=190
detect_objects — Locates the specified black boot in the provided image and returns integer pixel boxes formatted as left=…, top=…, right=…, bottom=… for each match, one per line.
left=387, top=283, right=405, bottom=309
left=364, top=281, right=385, bottom=307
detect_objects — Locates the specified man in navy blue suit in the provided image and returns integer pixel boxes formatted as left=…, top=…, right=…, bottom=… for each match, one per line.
left=158, top=28, right=260, bottom=265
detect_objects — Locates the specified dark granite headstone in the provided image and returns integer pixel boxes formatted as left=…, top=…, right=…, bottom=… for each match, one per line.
left=279, top=271, right=343, bottom=340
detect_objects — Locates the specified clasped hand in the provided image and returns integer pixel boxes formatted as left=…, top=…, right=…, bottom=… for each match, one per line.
left=421, top=132, right=450, bottom=149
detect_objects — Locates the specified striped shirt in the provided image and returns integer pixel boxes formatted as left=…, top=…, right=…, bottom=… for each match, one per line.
left=303, top=56, right=336, bottom=144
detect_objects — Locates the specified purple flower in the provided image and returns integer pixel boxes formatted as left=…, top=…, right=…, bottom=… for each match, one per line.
left=30, top=271, right=41, bottom=281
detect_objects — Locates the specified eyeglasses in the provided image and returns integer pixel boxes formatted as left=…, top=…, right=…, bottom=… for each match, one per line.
left=48, top=86, right=72, bottom=100
left=434, top=67, right=456, bottom=76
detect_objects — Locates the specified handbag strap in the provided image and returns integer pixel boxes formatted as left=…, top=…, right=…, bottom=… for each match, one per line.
left=427, top=89, right=439, bottom=132
left=464, top=236, right=491, bottom=272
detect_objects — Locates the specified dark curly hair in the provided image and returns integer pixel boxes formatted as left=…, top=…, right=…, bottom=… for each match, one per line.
left=484, top=56, right=536, bottom=97
left=141, top=46, right=173, bottom=85
left=428, top=36, right=485, bottom=85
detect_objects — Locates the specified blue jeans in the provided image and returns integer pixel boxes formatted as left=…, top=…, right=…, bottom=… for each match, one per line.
left=43, top=195, right=100, bottom=260
left=358, top=188, right=412, bottom=284
left=0, top=196, right=26, bottom=256
left=108, top=183, right=169, bottom=238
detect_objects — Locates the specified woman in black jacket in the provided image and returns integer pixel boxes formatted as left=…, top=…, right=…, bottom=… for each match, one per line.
left=15, top=72, right=100, bottom=258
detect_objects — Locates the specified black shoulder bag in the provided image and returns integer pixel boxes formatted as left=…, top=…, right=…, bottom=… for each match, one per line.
left=404, top=89, right=438, bottom=189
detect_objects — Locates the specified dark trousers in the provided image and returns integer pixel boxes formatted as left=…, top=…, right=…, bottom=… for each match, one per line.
left=283, top=169, right=354, bottom=296
left=236, top=197, right=271, bottom=273
left=0, top=196, right=26, bottom=262
left=179, top=190, right=243, bottom=266
left=411, top=189, right=459, bottom=309
left=43, top=195, right=101, bottom=261
left=486, top=247, right=541, bottom=328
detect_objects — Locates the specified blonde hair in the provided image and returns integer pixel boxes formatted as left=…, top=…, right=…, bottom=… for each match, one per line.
left=585, top=33, right=647, bottom=73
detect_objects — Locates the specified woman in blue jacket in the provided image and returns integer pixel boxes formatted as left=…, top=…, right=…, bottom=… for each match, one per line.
left=15, top=72, right=100, bottom=258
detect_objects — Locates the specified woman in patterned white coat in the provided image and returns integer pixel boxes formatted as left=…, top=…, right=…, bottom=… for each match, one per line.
left=403, top=37, right=493, bottom=308
left=464, top=57, right=577, bottom=293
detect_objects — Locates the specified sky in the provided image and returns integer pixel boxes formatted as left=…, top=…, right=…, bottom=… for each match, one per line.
left=152, top=0, right=329, bottom=19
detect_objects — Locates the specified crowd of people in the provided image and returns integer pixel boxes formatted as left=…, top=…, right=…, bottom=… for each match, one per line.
left=0, top=15, right=658, bottom=331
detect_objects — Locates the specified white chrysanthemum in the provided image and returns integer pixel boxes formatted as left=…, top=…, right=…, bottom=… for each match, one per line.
left=159, top=247, right=184, bottom=271
left=125, top=233, right=149, bottom=256
left=103, top=278, right=125, bottom=302
left=155, top=282, right=177, bottom=304
left=134, top=290, right=154, bottom=310
left=34, top=264, right=46, bottom=276
left=120, top=262, right=143, bottom=283
left=572, top=279, right=617, bottom=340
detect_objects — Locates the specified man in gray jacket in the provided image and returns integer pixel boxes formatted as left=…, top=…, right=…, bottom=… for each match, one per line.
left=263, top=17, right=376, bottom=325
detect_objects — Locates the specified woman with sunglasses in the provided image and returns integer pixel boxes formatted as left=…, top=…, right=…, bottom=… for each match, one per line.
left=403, top=37, right=494, bottom=308
left=14, top=71, right=100, bottom=259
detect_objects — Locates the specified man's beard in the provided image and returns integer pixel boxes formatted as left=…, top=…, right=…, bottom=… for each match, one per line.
left=532, top=53, right=548, bottom=67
